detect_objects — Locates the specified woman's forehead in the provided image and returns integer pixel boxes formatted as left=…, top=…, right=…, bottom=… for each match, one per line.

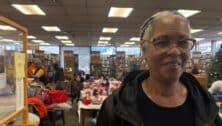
left=150, top=15, right=190, bottom=39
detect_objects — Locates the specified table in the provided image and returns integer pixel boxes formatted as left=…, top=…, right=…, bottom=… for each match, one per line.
left=78, top=101, right=101, bottom=126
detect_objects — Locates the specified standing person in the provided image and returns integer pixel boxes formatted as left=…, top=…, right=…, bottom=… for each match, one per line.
left=71, top=74, right=83, bottom=104
left=96, top=11, right=222, bottom=126
left=53, top=63, right=65, bottom=83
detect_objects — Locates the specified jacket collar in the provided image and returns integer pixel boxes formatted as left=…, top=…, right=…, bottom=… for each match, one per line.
left=115, top=70, right=219, bottom=126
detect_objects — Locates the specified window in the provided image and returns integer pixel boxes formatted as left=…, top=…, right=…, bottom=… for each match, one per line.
left=91, top=47, right=116, bottom=55
left=116, top=47, right=141, bottom=56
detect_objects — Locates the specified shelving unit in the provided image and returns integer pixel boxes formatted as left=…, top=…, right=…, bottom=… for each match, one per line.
left=74, top=54, right=79, bottom=74
left=115, top=51, right=126, bottom=80
left=90, top=51, right=101, bottom=76
left=64, top=51, right=74, bottom=80
left=125, top=55, right=141, bottom=72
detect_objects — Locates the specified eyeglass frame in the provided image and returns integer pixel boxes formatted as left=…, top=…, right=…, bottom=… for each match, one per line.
left=143, top=38, right=196, bottom=50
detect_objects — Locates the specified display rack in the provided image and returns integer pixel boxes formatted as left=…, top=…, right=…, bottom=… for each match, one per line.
left=125, top=55, right=141, bottom=72
left=115, top=51, right=126, bottom=80
left=64, top=50, right=74, bottom=80
left=43, top=54, right=59, bottom=80
left=33, top=50, right=44, bottom=63
left=74, top=54, right=79, bottom=74
left=101, top=55, right=112, bottom=77
left=90, top=51, right=101, bottom=76
left=0, top=16, right=37, bottom=125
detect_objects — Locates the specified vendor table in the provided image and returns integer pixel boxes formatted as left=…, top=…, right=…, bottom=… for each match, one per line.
left=78, top=101, right=101, bottom=126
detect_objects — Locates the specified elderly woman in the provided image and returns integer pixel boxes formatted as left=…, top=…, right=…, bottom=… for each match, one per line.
left=96, top=11, right=221, bottom=126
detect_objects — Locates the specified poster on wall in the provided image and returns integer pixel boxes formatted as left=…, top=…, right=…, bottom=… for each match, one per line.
left=0, top=49, right=16, bottom=120
left=14, top=52, right=25, bottom=79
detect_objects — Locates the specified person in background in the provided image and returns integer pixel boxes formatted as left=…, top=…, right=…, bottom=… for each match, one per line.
left=71, top=74, right=83, bottom=104
left=33, top=60, right=47, bottom=86
left=96, top=11, right=222, bottom=126
left=53, top=63, right=65, bottom=83
left=28, top=61, right=36, bottom=77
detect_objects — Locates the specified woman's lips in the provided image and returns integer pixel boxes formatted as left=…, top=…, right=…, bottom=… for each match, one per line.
left=165, top=61, right=182, bottom=69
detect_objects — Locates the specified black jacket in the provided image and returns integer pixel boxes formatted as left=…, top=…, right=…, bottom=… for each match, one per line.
left=96, top=70, right=222, bottom=126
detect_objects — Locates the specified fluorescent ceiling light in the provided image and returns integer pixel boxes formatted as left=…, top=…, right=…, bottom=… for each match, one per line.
left=0, top=39, right=14, bottom=42
left=108, top=7, right=133, bottom=18
left=32, top=40, right=44, bottom=43
left=99, top=36, right=111, bottom=41
left=41, top=26, right=61, bottom=32
left=98, top=41, right=108, bottom=44
left=120, top=44, right=129, bottom=47
left=130, top=37, right=140, bottom=41
left=218, top=32, right=222, bottom=35
left=195, top=38, right=205, bottom=41
left=191, top=29, right=203, bottom=34
left=102, top=27, right=118, bottom=33
left=27, top=35, right=36, bottom=39
left=124, top=42, right=135, bottom=45
left=0, top=25, right=16, bottom=31
left=55, top=35, right=69, bottom=40
left=12, top=4, right=46, bottom=15
left=66, top=44, right=75, bottom=46
left=177, top=9, right=201, bottom=18
left=61, top=40, right=72, bottom=43
left=40, top=43, right=50, bottom=45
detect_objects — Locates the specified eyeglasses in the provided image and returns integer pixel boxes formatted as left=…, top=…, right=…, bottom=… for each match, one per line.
left=147, top=38, right=196, bottom=50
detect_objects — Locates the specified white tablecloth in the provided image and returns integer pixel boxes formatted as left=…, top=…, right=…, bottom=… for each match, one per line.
left=77, top=101, right=102, bottom=122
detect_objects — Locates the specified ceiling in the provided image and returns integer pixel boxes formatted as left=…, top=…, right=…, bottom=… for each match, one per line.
left=1, top=0, right=222, bottom=46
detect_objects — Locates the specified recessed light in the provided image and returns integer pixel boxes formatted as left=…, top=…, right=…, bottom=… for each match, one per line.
left=124, top=42, right=135, bottom=45
left=12, top=4, right=46, bottom=15
left=32, top=40, right=44, bottom=43
left=108, top=7, right=133, bottom=18
left=195, top=38, right=205, bottom=41
left=102, top=27, right=118, bottom=33
left=66, top=44, right=75, bottom=46
left=99, top=36, right=111, bottom=41
left=98, top=41, right=109, bottom=44
left=191, top=29, right=203, bottom=34
left=40, top=43, right=50, bottom=45
left=0, top=25, right=16, bottom=31
left=218, top=32, right=222, bottom=35
left=55, top=35, right=69, bottom=40
left=27, top=35, right=36, bottom=39
left=130, top=37, right=140, bottom=41
left=41, top=26, right=61, bottom=32
left=177, top=9, right=201, bottom=18
left=61, top=40, right=72, bottom=43
left=0, top=39, right=14, bottom=42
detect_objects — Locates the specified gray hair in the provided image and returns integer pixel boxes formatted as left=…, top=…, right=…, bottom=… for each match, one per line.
left=140, top=10, right=191, bottom=52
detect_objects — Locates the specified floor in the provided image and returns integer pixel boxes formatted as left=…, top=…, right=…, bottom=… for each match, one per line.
left=52, top=100, right=94, bottom=126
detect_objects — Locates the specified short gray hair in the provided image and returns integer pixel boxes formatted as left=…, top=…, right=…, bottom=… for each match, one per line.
left=140, top=10, right=191, bottom=52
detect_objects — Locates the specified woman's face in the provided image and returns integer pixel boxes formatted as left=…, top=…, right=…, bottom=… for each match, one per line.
left=144, top=15, right=191, bottom=81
